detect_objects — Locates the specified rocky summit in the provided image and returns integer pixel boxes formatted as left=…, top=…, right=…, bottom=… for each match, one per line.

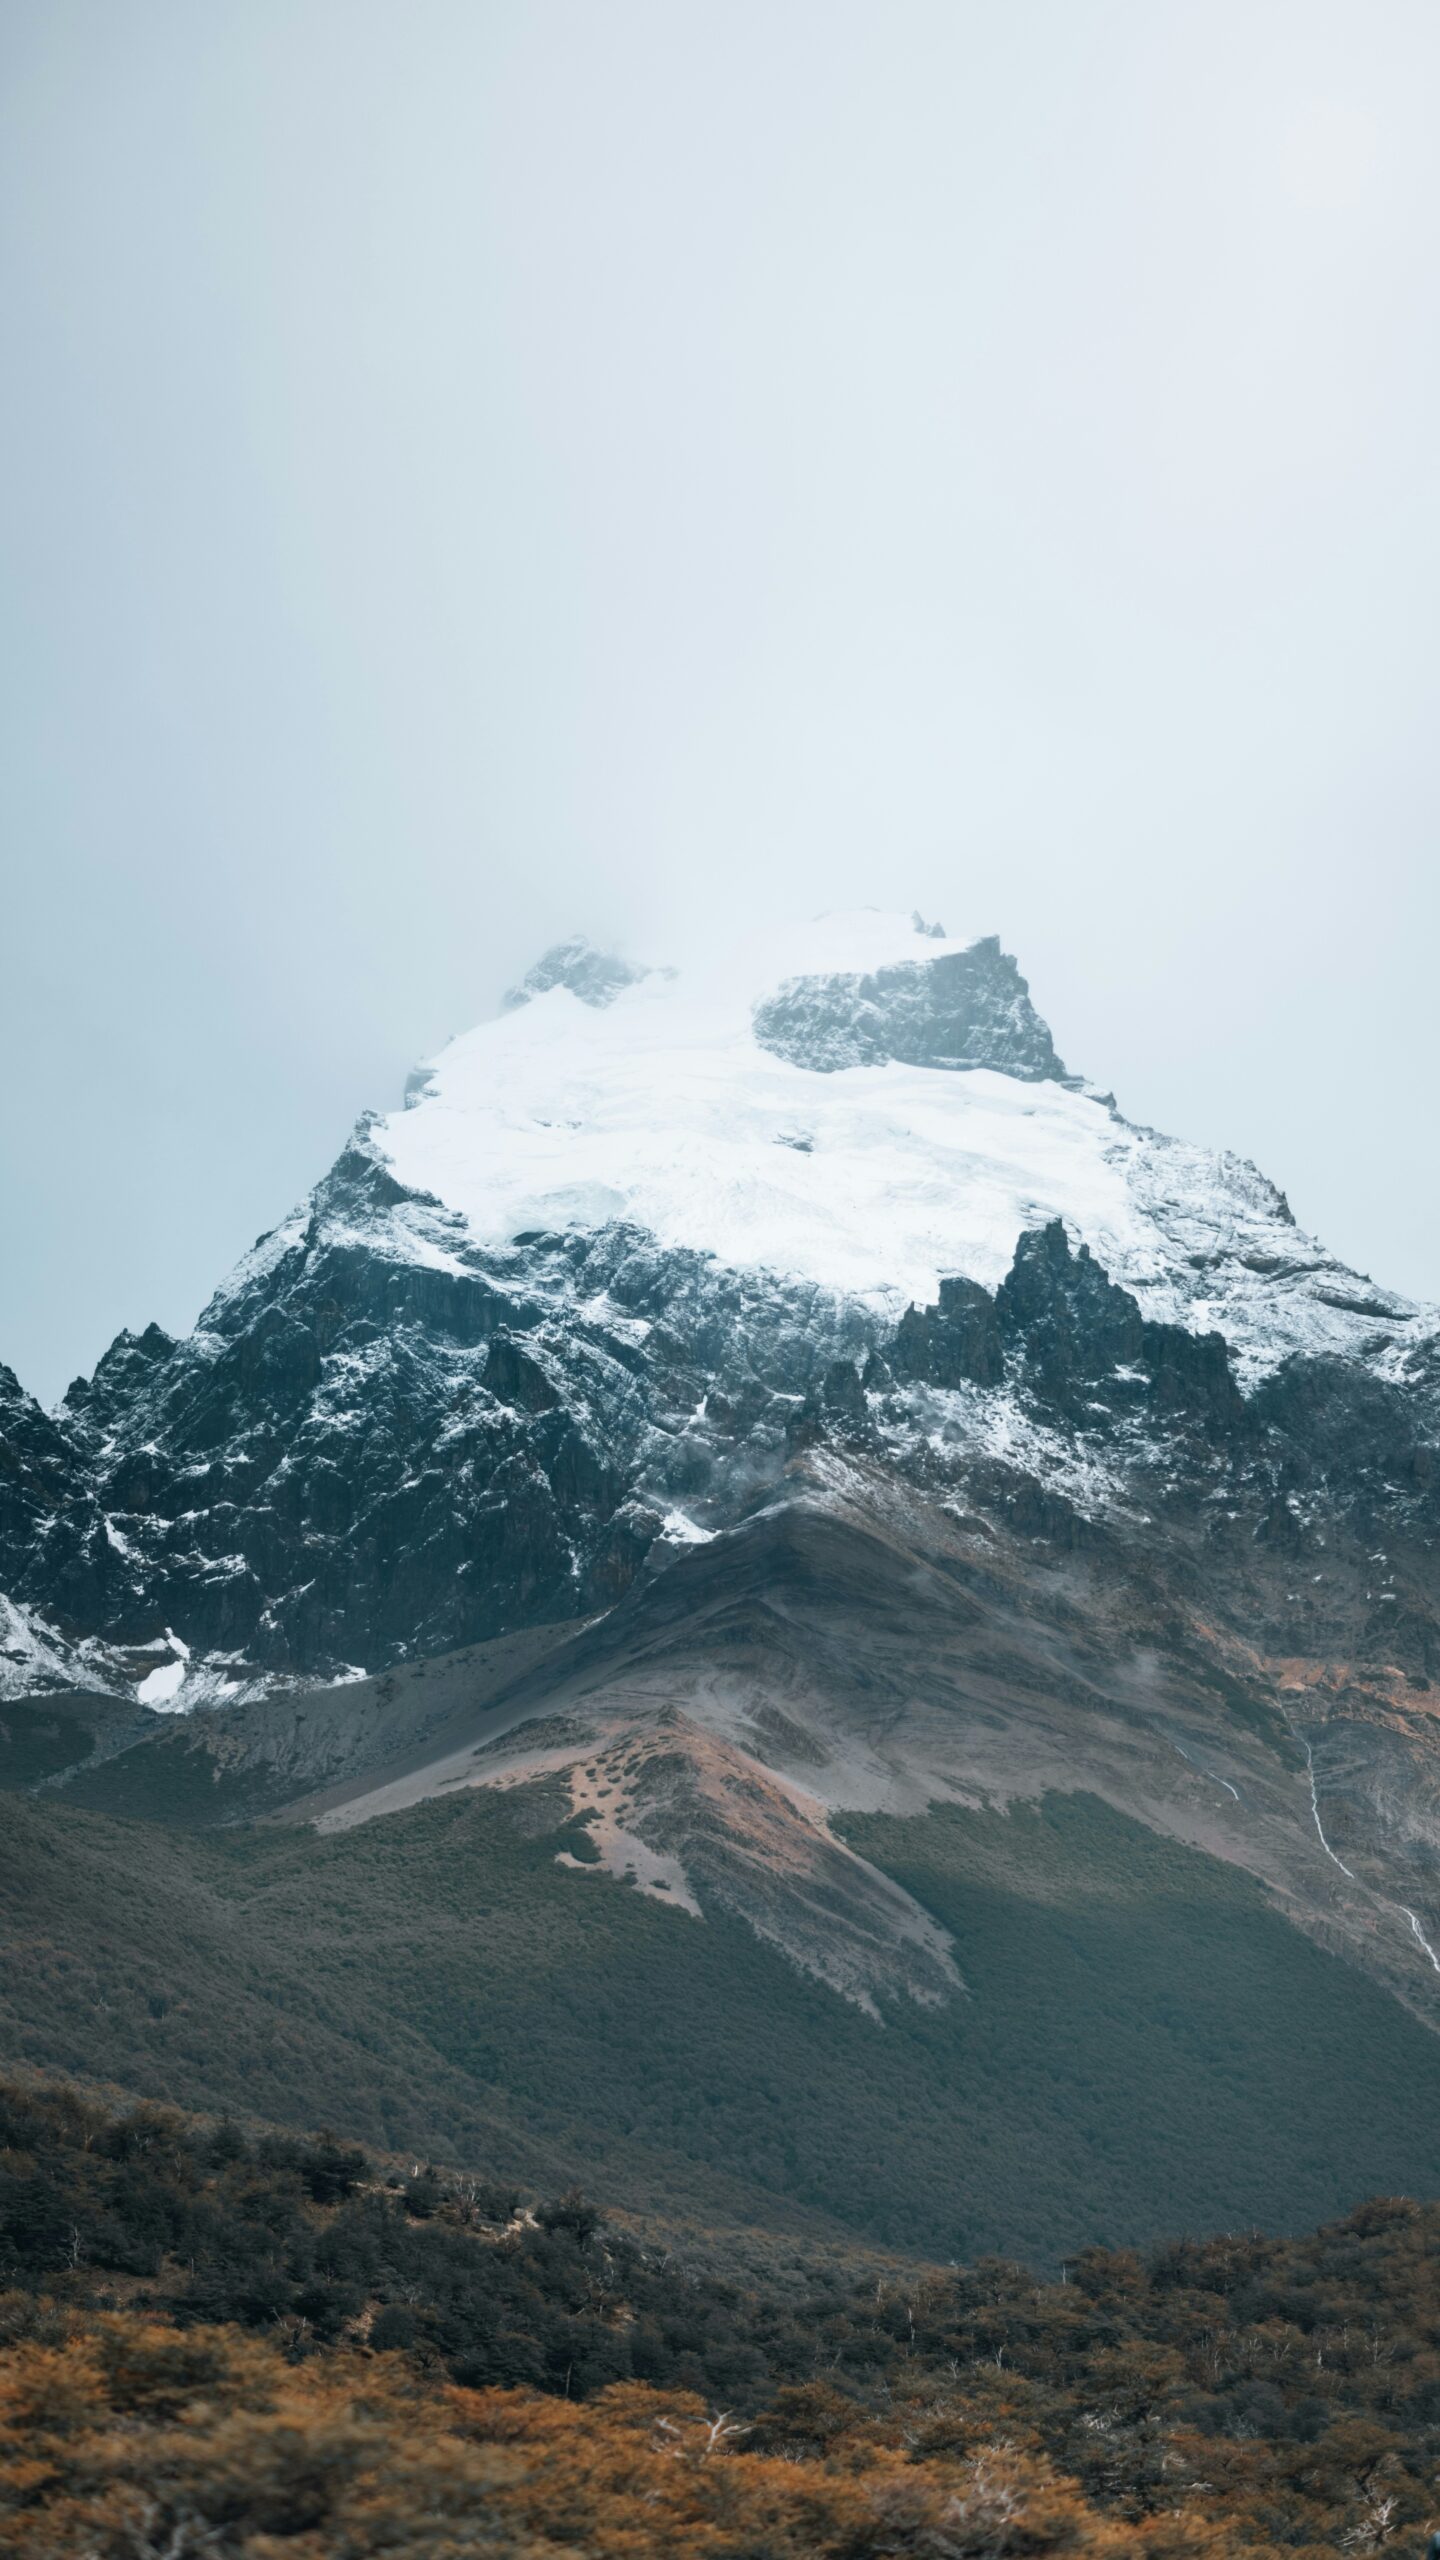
left=3, top=904, right=1440, bottom=2090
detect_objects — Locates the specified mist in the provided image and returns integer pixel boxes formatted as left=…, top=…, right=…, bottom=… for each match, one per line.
left=4, top=0, right=1438, bottom=1402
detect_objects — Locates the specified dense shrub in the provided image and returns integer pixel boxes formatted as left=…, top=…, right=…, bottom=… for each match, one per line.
left=2, top=2077, right=1440, bottom=2549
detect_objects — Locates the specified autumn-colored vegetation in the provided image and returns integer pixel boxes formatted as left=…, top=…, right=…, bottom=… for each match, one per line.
left=0, top=2311, right=1247, bottom=2560
left=2, top=2078, right=1438, bottom=2554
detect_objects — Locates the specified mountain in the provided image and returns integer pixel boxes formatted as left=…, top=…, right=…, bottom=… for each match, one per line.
left=3, top=906, right=1440, bottom=2258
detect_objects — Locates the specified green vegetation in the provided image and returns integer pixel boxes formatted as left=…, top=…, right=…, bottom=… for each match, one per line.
left=1, top=1783, right=1437, bottom=2265
left=6, top=2074, right=1440, bottom=2553
left=0, top=1697, right=131, bottom=1792
left=0, top=2075, right=770, bottom=2399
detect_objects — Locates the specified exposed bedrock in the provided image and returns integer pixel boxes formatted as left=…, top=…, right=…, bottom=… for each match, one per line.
left=751, top=935, right=1069, bottom=1077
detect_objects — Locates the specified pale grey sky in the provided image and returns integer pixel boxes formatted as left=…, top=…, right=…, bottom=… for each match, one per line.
left=4, top=1, right=1438, bottom=1402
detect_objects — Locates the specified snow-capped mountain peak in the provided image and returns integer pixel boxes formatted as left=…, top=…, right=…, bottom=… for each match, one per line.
left=375, top=908, right=1424, bottom=1386
left=1, top=902, right=1435, bottom=1724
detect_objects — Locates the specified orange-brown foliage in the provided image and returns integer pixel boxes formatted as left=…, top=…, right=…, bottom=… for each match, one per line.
left=0, top=2305, right=1384, bottom=2559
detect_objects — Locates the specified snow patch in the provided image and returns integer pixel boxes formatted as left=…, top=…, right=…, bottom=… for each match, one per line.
left=136, top=1629, right=191, bottom=1710
left=137, top=1658, right=186, bottom=1706
left=659, top=1510, right=715, bottom=1546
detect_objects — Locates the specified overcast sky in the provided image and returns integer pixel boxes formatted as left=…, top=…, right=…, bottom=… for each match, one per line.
left=4, top=0, right=1439, bottom=1403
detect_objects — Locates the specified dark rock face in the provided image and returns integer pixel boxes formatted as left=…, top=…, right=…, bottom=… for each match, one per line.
left=1139, top=1319, right=1242, bottom=1426
left=996, top=1220, right=1145, bottom=1401
left=891, top=1277, right=1005, bottom=1389
left=62, top=1323, right=176, bottom=1432
left=0, top=1134, right=883, bottom=1684
left=752, top=936, right=1069, bottom=1079
left=888, top=1223, right=1245, bottom=1432
left=504, top=938, right=651, bottom=1010
left=986, top=1221, right=1245, bottom=1432
left=2, top=1148, right=1436, bottom=1714
left=787, top=1355, right=879, bottom=1453
left=875, top=1229, right=1440, bottom=1685
left=483, top=1334, right=562, bottom=1414
left=1251, top=1354, right=1424, bottom=1484
left=0, top=1363, right=85, bottom=1564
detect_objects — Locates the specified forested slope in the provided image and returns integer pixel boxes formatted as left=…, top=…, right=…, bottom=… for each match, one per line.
left=3, top=2074, right=1440, bottom=2554
left=4, top=1777, right=1440, bottom=2264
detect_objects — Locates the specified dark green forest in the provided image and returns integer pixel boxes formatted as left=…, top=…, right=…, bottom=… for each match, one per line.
left=2, top=1777, right=1437, bottom=2265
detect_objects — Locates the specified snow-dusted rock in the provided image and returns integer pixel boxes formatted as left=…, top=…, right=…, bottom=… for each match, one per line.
left=1, top=905, right=1436, bottom=1712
